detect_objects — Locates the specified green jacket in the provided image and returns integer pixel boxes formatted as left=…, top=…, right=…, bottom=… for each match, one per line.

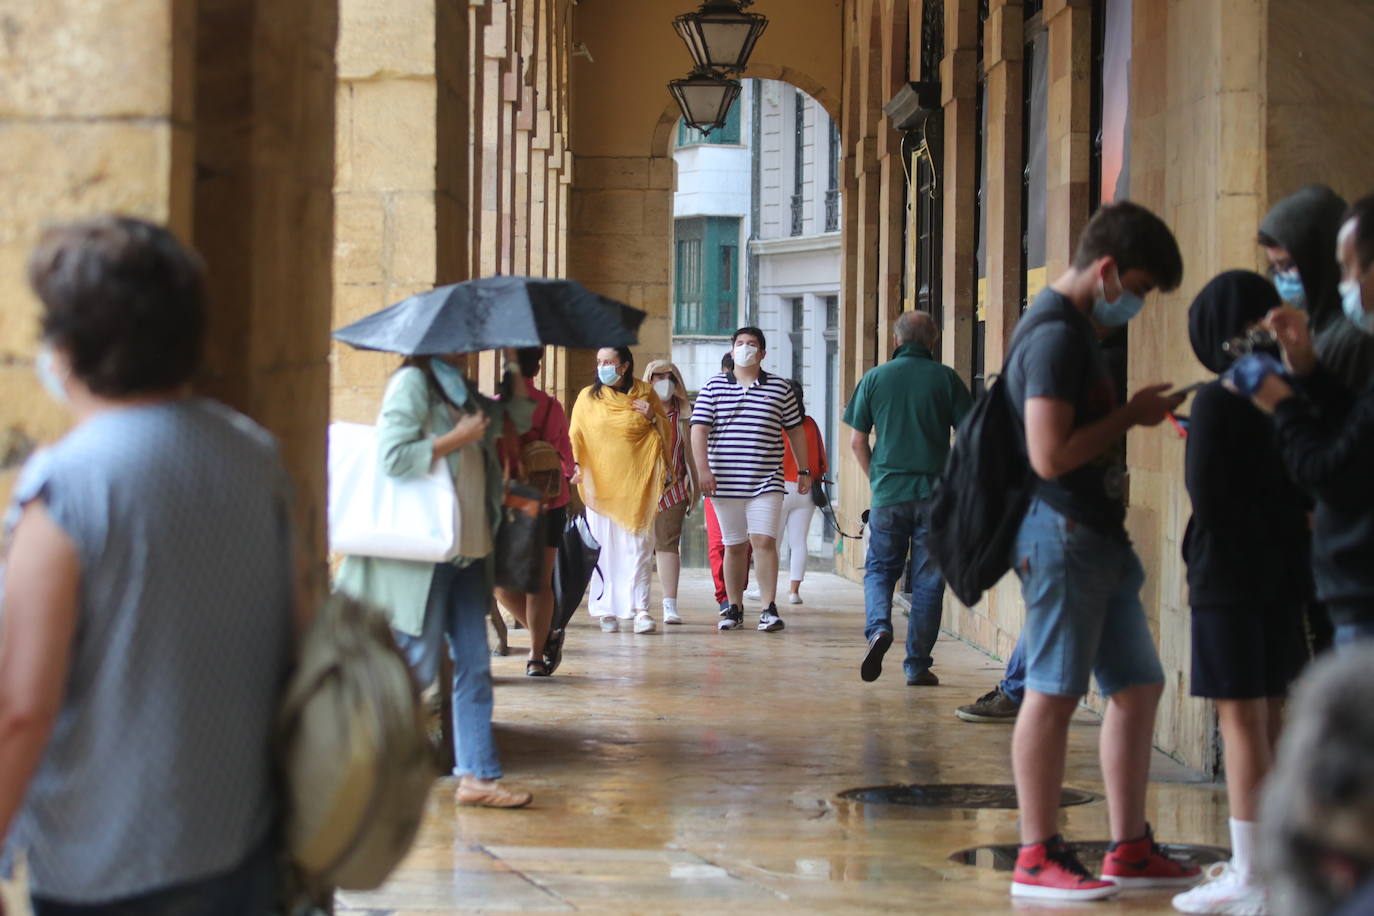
left=334, top=365, right=534, bottom=636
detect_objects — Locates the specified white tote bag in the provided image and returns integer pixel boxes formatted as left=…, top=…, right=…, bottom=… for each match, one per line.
left=328, top=422, right=460, bottom=562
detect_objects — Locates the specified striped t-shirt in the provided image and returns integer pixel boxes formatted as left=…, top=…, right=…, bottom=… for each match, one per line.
left=691, top=370, right=803, bottom=498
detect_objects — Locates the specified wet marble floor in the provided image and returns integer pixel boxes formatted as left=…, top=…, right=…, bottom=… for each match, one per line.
left=337, top=570, right=1229, bottom=915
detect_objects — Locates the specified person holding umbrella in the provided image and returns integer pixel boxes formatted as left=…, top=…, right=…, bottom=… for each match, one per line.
left=335, top=348, right=537, bottom=810
left=569, top=347, right=672, bottom=634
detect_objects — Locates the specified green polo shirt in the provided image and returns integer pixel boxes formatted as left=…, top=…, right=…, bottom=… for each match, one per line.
left=843, top=343, right=973, bottom=508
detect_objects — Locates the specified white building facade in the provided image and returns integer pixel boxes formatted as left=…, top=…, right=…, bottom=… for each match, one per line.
left=671, top=79, right=843, bottom=565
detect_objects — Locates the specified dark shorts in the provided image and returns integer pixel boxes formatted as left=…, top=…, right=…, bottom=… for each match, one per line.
left=1190, top=602, right=1308, bottom=699
left=544, top=505, right=568, bottom=549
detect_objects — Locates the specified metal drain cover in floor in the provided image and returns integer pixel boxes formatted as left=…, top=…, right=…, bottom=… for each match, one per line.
left=837, top=783, right=1096, bottom=808
left=950, top=841, right=1230, bottom=871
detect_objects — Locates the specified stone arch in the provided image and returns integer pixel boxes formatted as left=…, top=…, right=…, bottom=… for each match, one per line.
left=649, top=63, right=840, bottom=159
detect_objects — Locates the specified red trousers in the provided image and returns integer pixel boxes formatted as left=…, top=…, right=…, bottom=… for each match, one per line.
left=704, top=498, right=750, bottom=605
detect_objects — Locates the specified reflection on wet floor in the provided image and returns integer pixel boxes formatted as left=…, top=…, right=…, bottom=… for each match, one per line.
left=336, top=570, right=1229, bottom=914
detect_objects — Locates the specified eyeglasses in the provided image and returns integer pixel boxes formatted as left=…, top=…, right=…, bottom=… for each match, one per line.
left=1222, top=326, right=1278, bottom=357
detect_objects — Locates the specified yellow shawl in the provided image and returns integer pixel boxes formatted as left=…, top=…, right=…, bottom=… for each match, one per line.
left=569, top=378, right=670, bottom=535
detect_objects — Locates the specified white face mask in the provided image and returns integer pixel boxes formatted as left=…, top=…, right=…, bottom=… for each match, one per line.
left=733, top=343, right=760, bottom=367
left=36, top=342, right=71, bottom=405
left=652, top=378, right=674, bottom=401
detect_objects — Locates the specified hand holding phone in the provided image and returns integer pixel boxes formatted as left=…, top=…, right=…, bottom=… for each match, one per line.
left=1165, top=381, right=1207, bottom=400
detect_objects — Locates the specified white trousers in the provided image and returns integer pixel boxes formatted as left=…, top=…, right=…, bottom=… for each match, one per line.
left=585, top=507, right=654, bottom=619
left=778, top=481, right=816, bottom=582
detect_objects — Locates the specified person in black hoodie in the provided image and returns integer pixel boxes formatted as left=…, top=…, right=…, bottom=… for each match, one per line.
left=1172, top=271, right=1313, bottom=916
left=1232, top=193, right=1374, bottom=647
left=1258, top=184, right=1374, bottom=390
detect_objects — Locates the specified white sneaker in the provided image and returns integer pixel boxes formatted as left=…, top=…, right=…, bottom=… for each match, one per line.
left=633, top=612, right=656, bottom=634
left=744, top=586, right=762, bottom=600
left=599, top=616, right=619, bottom=633
left=787, top=592, right=803, bottom=605
left=663, top=608, right=683, bottom=625
left=1171, top=863, right=1267, bottom=915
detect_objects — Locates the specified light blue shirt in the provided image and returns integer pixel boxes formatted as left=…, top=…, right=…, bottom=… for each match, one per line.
left=2, top=399, right=295, bottom=903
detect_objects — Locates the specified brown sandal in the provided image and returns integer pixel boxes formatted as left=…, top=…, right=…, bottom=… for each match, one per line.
left=456, top=781, right=533, bottom=808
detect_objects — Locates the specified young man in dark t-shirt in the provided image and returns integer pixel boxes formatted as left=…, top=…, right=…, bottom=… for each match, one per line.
left=1004, top=203, right=1201, bottom=901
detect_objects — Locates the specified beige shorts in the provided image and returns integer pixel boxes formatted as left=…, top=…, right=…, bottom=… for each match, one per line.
left=654, top=500, right=689, bottom=552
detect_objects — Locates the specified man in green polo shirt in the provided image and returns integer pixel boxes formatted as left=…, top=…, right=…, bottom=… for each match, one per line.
left=845, top=310, right=972, bottom=685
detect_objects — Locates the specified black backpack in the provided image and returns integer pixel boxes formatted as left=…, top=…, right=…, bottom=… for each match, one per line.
left=926, top=310, right=1075, bottom=606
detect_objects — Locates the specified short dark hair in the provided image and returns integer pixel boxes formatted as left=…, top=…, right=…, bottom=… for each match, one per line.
left=1343, top=195, right=1374, bottom=272
left=516, top=346, right=543, bottom=378
left=1256, top=229, right=1282, bottom=249
left=732, top=326, right=766, bottom=350
left=29, top=216, right=206, bottom=397
left=1072, top=201, right=1184, bottom=292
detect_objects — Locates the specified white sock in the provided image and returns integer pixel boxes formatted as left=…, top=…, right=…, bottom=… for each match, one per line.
left=1229, top=817, right=1258, bottom=877
left=663, top=597, right=677, bottom=614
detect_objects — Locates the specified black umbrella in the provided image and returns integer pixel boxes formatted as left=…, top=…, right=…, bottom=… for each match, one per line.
left=332, top=276, right=646, bottom=355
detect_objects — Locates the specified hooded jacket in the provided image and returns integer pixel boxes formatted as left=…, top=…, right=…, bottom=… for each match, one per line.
left=1182, top=270, right=1312, bottom=608
left=1259, top=184, right=1374, bottom=388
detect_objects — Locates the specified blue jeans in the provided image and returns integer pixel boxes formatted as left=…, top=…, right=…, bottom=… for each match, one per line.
left=32, top=839, right=276, bottom=915
left=1011, top=499, right=1163, bottom=697
left=999, top=638, right=1026, bottom=705
left=863, top=499, right=945, bottom=678
left=394, top=561, right=502, bottom=780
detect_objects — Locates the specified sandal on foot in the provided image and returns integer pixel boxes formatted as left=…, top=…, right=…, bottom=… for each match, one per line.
left=543, top=627, right=566, bottom=675
left=526, top=659, right=550, bottom=677
left=456, top=782, right=533, bottom=809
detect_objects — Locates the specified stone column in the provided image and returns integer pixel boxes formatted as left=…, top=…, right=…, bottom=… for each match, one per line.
left=195, top=0, right=338, bottom=573
left=0, top=0, right=196, bottom=494
left=332, top=0, right=469, bottom=423
left=982, top=0, right=1023, bottom=373
left=1044, top=0, right=1091, bottom=277
left=940, top=0, right=979, bottom=382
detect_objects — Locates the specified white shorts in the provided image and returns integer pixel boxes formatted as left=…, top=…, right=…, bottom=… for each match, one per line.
left=710, top=493, right=784, bottom=547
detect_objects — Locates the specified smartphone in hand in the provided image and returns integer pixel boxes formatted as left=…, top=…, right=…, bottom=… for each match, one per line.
left=1166, top=381, right=1207, bottom=400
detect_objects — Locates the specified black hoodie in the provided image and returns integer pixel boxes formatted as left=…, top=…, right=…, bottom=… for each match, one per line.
left=1259, top=184, right=1374, bottom=389
left=1182, top=271, right=1312, bottom=608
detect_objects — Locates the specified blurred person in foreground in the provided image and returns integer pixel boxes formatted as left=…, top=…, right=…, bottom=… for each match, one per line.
left=1261, top=645, right=1374, bottom=916
left=0, top=217, right=300, bottom=914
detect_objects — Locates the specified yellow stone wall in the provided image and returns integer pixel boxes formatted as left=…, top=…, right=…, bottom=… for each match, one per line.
left=0, top=0, right=195, bottom=497
left=0, top=0, right=337, bottom=584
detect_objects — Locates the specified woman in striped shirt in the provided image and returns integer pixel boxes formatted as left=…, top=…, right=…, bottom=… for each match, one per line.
left=642, top=360, right=700, bottom=625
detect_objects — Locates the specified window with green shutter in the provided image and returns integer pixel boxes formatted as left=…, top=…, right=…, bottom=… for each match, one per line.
left=676, top=102, right=742, bottom=147
left=674, top=216, right=741, bottom=335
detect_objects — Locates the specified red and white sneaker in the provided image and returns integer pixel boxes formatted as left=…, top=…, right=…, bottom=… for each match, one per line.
left=1011, top=835, right=1120, bottom=901
left=1101, top=823, right=1203, bottom=888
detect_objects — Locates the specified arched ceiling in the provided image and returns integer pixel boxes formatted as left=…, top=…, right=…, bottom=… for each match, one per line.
left=570, top=0, right=844, bottom=158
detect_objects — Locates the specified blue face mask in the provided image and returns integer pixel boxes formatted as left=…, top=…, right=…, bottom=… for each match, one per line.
left=1273, top=269, right=1305, bottom=305
left=1091, top=271, right=1145, bottom=328
left=430, top=359, right=470, bottom=406
left=597, top=365, right=622, bottom=386
left=1341, top=280, right=1374, bottom=335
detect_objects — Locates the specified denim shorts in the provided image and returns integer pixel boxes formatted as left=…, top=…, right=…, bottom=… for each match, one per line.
left=1011, top=499, right=1164, bottom=698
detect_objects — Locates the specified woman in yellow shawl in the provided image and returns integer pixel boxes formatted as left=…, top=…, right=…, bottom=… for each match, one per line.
left=569, top=346, right=671, bottom=635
